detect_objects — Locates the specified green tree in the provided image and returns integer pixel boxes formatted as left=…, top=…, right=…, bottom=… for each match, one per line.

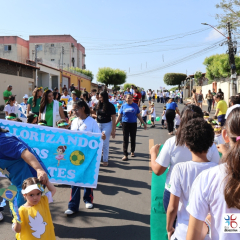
left=169, top=86, right=179, bottom=92
left=97, top=67, right=126, bottom=88
left=68, top=67, right=94, bottom=81
left=216, top=0, right=240, bottom=30
left=123, top=83, right=136, bottom=91
left=194, top=71, right=202, bottom=86
left=163, top=73, right=187, bottom=89
left=112, top=85, right=120, bottom=91
left=203, top=54, right=240, bottom=81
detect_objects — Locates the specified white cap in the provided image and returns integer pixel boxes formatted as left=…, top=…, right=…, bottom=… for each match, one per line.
left=21, top=183, right=44, bottom=194
left=23, top=94, right=29, bottom=99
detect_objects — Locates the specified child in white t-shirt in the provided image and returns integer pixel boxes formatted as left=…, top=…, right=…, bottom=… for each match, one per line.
left=161, top=106, right=167, bottom=129
left=174, top=113, right=181, bottom=130
left=150, top=103, right=156, bottom=128
left=140, top=105, right=148, bottom=128
left=187, top=107, right=240, bottom=240
left=167, top=118, right=217, bottom=240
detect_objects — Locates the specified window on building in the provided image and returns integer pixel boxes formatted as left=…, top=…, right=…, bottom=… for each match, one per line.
left=4, top=45, right=11, bottom=51
left=51, top=44, right=54, bottom=47
left=37, top=45, right=43, bottom=51
left=51, top=59, right=55, bottom=61
left=72, top=58, right=75, bottom=67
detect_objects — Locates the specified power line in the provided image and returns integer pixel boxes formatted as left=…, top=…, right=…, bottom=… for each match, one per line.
left=127, top=41, right=222, bottom=77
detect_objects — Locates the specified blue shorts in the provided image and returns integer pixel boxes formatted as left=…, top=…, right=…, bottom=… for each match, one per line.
left=148, top=97, right=152, bottom=101
left=198, top=101, right=202, bottom=103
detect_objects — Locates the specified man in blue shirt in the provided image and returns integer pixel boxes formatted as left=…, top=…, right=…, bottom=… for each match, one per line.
left=124, top=87, right=131, bottom=95
left=0, top=128, right=48, bottom=220
left=141, top=89, right=146, bottom=103
left=116, top=94, right=146, bottom=161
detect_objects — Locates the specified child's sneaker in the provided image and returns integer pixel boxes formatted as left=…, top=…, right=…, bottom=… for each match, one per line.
left=86, top=203, right=93, bottom=209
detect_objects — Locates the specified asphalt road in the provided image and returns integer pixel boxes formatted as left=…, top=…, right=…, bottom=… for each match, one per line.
left=0, top=100, right=207, bottom=240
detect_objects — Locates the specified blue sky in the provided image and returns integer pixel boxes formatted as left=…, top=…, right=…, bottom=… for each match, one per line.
left=1, top=0, right=230, bottom=90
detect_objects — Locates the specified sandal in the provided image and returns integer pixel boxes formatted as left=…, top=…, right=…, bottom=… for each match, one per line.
left=131, top=152, right=135, bottom=157
left=102, top=162, right=108, bottom=167
left=122, top=156, right=128, bottom=161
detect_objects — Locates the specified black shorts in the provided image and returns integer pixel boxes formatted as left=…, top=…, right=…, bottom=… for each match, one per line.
left=151, top=117, right=155, bottom=122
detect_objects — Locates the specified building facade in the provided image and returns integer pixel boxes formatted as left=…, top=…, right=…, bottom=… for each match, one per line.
left=0, top=58, right=37, bottom=106
left=0, top=36, right=29, bottom=64
left=29, top=35, right=86, bottom=69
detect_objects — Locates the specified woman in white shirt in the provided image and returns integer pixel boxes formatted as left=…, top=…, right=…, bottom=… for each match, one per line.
left=4, top=95, right=16, bottom=116
left=65, top=100, right=106, bottom=215
left=187, top=107, right=240, bottom=240
left=150, top=105, right=220, bottom=216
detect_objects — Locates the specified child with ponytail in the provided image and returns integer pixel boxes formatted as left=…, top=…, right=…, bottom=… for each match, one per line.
left=187, top=107, right=240, bottom=240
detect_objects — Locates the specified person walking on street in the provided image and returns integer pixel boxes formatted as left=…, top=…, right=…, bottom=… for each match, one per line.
left=94, top=91, right=116, bottom=166
left=124, top=87, right=131, bottom=95
left=116, top=94, right=147, bottom=161
left=214, top=93, right=228, bottom=126
left=165, top=98, right=180, bottom=135
left=206, top=90, right=213, bottom=113
left=133, top=87, right=142, bottom=107
left=197, top=90, right=204, bottom=109
left=157, top=91, right=160, bottom=103
left=141, top=89, right=146, bottom=103
left=130, top=85, right=135, bottom=95
left=70, top=83, right=75, bottom=92
left=3, top=85, right=12, bottom=103
left=65, top=100, right=106, bottom=215
left=147, top=89, right=152, bottom=106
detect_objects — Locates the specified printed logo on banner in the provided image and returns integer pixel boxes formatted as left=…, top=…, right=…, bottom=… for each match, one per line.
left=223, top=214, right=240, bottom=233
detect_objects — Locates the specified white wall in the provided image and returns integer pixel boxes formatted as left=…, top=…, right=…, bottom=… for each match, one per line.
left=202, top=84, right=212, bottom=101
left=0, top=73, right=34, bottom=106
left=217, top=81, right=230, bottom=102
left=202, top=82, right=230, bottom=103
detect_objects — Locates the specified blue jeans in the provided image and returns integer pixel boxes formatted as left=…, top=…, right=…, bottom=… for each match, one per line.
left=98, top=121, right=112, bottom=162
left=163, top=189, right=176, bottom=228
left=68, top=186, right=93, bottom=212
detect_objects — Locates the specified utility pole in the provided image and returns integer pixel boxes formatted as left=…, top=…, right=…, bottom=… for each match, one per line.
left=35, top=45, right=38, bottom=87
left=227, top=22, right=237, bottom=96
left=62, top=46, right=64, bottom=69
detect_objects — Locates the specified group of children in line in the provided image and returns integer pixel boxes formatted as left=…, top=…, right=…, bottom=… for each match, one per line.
left=164, top=106, right=240, bottom=240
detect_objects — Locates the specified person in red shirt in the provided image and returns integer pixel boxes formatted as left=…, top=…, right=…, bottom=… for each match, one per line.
left=133, top=87, right=142, bottom=107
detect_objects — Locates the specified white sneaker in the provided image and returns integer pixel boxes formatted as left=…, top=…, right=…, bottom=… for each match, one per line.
left=64, top=209, right=75, bottom=215
left=0, top=212, right=3, bottom=221
left=85, top=203, right=93, bottom=209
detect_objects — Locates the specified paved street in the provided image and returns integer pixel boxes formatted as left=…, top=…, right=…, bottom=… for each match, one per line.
left=0, top=101, right=205, bottom=240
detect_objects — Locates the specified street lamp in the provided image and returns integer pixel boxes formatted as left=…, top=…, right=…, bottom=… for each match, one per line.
left=201, top=23, right=229, bottom=39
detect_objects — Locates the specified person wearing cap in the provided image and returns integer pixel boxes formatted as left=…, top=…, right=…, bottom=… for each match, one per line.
left=20, top=94, right=28, bottom=114
left=0, top=127, right=49, bottom=221
left=3, top=85, right=12, bottom=103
